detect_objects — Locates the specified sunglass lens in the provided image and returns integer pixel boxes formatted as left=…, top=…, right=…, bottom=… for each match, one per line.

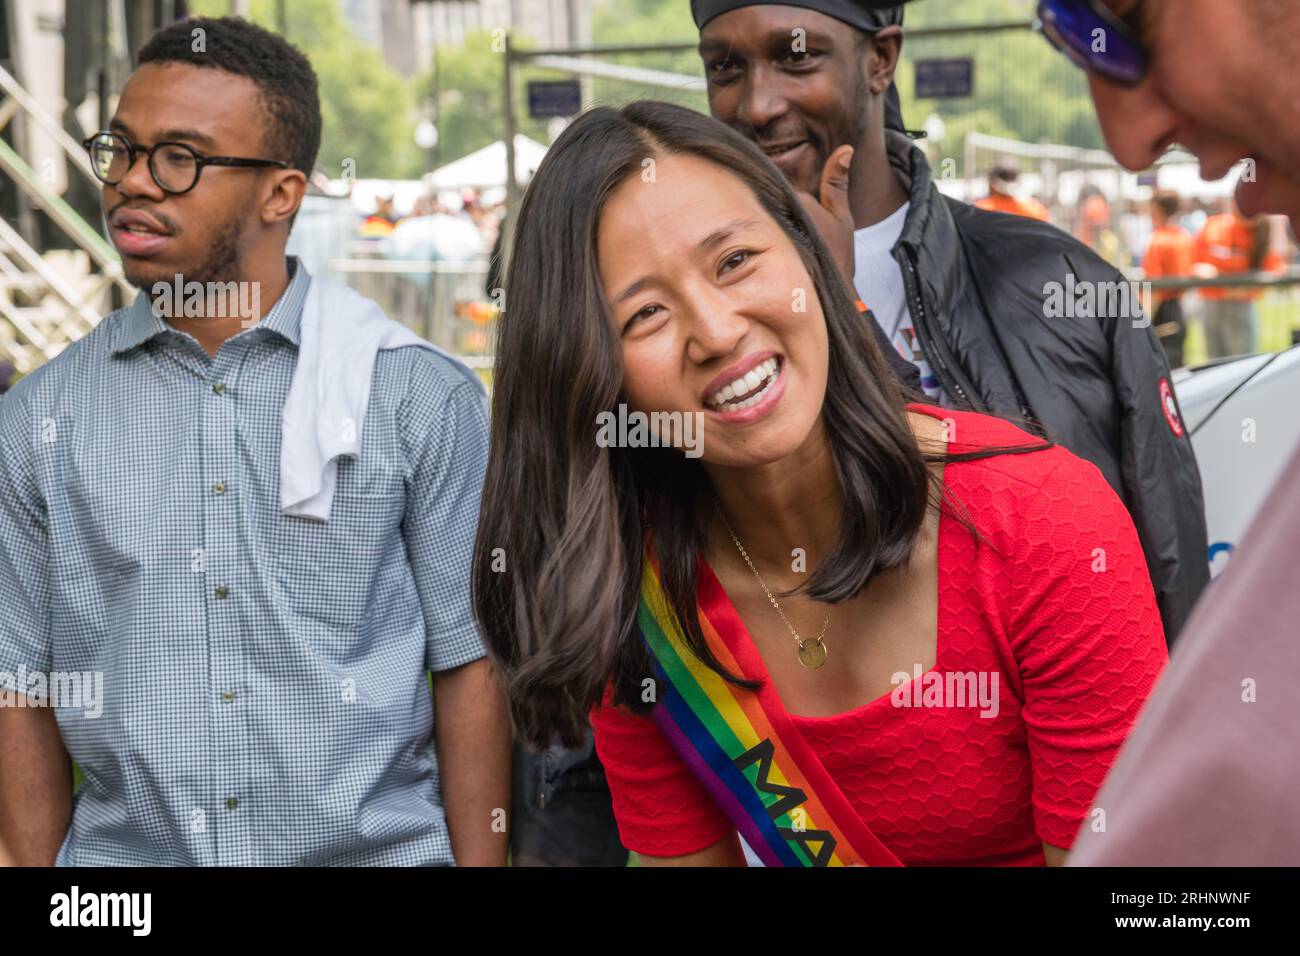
left=1039, top=2, right=1146, bottom=88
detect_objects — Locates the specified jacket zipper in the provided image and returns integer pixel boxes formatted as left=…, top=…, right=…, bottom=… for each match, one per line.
left=897, top=248, right=983, bottom=411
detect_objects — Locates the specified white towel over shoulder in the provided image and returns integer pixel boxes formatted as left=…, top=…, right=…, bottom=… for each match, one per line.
left=280, top=274, right=440, bottom=522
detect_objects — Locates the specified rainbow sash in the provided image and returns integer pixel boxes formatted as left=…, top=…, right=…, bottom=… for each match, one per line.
left=637, top=547, right=902, bottom=867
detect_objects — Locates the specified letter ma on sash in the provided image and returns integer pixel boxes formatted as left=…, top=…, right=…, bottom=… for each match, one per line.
left=734, top=738, right=838, bottom=866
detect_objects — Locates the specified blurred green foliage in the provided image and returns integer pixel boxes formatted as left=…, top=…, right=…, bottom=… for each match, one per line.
left=189, top=0, right=423, bottom=179
left=413, top=31, right=553, bottom=170
left=178, top=0, right=1106, bottom=181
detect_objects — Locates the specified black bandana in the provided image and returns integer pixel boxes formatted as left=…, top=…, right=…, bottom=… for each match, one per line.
left=690, top=0, right=906, bottom=32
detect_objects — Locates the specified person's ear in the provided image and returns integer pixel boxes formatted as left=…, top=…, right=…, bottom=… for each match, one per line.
left=869, top=25, right=903, bottom=93
left=261, top=168, right=308, bottom=227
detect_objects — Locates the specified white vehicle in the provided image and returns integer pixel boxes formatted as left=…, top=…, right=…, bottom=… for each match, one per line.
left=1173, top=345, right=1300, bottom=579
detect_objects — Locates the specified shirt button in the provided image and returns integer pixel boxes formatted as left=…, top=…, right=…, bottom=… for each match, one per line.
left=215, top=586, right=229, bottom=599
left=226, top=797, right=238, bottom=810
left=212, top=481, right=226, bottom=495
left=222, top=690, right=235, bottom=703
left=212, top=383, right=226, bottom=395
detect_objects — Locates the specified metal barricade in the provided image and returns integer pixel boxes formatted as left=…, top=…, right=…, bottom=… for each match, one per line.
left=1143, top=269, right=1300, bottom=364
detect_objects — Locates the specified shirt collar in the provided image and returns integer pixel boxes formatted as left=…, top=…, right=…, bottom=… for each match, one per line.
left=110, top=291, right=169, bottom=355
left=110, top=257, right=311, bottom=355
left=259, top=256, right=310, bottom=347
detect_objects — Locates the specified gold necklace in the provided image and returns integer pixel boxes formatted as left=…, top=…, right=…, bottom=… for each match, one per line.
left=715, top=504, right=830, bottom=670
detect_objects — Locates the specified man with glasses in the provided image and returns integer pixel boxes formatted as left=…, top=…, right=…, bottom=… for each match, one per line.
left=691, top=0, right=1209, bottom=648
left=0, top=16, right=510, bottom=866
left=1032, top=0, right=1300, bottom=866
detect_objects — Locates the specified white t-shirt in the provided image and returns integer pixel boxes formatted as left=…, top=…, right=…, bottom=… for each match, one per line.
left=851, top=201, right=945, bottom=402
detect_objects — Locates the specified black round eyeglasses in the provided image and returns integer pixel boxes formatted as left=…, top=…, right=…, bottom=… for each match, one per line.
left=82, top=130, right=290, bottom=195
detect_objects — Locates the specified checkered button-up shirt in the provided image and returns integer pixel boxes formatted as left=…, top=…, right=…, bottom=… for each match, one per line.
left=0, top=258, right=489, bottom=865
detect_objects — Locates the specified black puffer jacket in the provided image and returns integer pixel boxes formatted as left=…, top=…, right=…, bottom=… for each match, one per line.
left=883, top=132, right=1208, bottom=644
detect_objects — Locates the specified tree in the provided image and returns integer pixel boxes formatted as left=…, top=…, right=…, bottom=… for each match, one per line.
left=188, top=0, right=423, bottom=179
left=589, top=0, right=707, bottom=114
left=414, top=31, right=552, bottom=170
left=898, top=0, right=1107, bottom=174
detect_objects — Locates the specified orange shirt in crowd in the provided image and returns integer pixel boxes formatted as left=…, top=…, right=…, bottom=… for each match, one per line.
left=975, top=192, right=1052, bottom=223
left=1143, top=223, right=1195, bottom=305
left=1192, top=213, right=1284, bottom=301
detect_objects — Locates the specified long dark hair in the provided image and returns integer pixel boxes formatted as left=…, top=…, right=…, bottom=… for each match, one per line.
left=473, top=100, right=1043, bottom=749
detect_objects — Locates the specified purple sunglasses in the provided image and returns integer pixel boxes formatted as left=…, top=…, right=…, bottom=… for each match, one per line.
left=1035, top=0, right=1149, bottom=88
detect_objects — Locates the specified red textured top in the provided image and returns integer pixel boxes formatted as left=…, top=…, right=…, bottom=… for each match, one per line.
left=591, top=405, right=1168, bottom=865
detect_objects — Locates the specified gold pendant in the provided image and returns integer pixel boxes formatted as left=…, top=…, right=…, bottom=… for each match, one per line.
left=797, top=637, right=828, bottom=669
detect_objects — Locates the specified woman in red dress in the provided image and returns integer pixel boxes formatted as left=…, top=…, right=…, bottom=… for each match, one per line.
left=472, top=101, right=1166, bottom=866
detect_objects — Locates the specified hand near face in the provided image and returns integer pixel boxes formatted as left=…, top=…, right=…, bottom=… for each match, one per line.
left=794, top=144, right=855, bottom=290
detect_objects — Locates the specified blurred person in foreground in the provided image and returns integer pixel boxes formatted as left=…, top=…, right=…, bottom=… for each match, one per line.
left=1034, top=0, right=1300, bottom=865
left=1141, top=190, right=1194, bottom=369
left=0, top=16, right=508, bottom=866
left=1191, top=197, right=1284, bottom=359
left=692, top=0, right=1206, bottom=644
left=974, top=159, right=1052, bottom=223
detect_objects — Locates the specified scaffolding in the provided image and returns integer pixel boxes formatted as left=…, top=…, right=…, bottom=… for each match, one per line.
left=0, top=63, right=133, bottom=373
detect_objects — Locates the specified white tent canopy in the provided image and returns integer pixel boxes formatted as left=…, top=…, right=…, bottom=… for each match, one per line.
left=424, top=135, right=549, bottom=191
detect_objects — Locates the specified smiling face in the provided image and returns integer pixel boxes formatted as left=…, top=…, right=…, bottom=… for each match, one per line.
left=101, top=62, right=277, bottom=289
left=596, top=151, right=829, bottom=469
left=1087, top=0, right=1300, bottom=222
left=699, top=6, right=888, bottom=196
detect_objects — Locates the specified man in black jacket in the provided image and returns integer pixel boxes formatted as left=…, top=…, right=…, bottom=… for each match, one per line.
left=693, top=0, right=1208, bottom=644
